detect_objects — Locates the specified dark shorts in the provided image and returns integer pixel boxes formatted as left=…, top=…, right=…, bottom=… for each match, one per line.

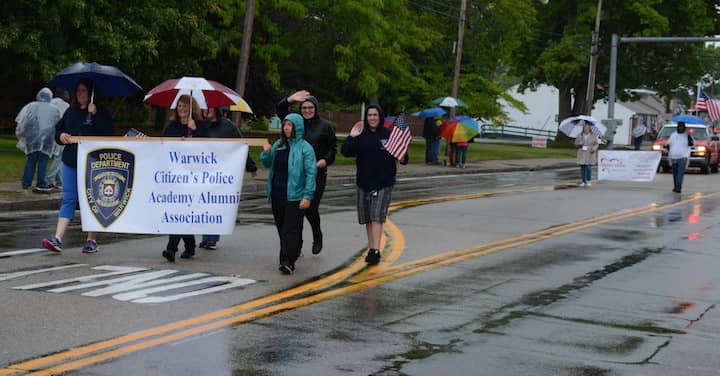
left=357, top=186, right=393, bottom=224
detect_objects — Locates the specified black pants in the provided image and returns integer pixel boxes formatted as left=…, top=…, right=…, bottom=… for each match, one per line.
left=272, top=200, right=304, bottom=266
left=166, top=235, right=195, bottom=252
left=300, top=169, right=327, bottom=243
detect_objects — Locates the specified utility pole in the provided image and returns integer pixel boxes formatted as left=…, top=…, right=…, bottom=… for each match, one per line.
left=233, top=0, right=255, bottom=126
left=450, top=0, right=467, bottom=118
left=584, top=0, right=602, bottom=115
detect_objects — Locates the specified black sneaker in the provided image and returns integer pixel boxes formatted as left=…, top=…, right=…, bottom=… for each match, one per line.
left=32, top=186, right=53, bottom=194
left=365, top=249, right=381, bottom=265
left=311, top=235, right=323, bottom=255
left=180, top=249, right=195, bottom=259
left=198, top=241, right=208, bottom=249
left=279, top=264, right=293, bottom=274
left=162, top=249, right=176, bottom=262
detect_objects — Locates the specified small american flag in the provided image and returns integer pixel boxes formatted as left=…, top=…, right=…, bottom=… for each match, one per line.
left=385, top=112, right=412, bottom=160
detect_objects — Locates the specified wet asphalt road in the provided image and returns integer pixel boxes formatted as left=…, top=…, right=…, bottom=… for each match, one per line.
left=2, top=168, right=720, bottom=375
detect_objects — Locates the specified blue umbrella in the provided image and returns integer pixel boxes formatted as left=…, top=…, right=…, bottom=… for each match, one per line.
left=412, top=107, right=447, bottom=118
left=49, top=62, right=142, bottom=99
left=671, top=114, right=706, bottom=125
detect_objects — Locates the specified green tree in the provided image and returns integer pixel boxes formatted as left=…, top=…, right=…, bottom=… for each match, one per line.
left=515, top=0, right=720, bottom=122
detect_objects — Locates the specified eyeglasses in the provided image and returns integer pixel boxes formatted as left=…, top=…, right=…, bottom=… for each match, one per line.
left=300, top=106, right=315, bottom=110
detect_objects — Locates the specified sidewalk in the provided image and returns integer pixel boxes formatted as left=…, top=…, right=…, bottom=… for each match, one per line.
left=0, top=158, right=576, bottom=211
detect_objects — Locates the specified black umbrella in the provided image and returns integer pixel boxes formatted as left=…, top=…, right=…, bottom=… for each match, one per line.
left=49, top=62, right=142, bottom=101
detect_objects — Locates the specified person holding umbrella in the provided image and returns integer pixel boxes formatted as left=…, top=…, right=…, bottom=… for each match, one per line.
left=161, top=95, right=209, bottom=262
left=277, top=90, right=337, bottom=256
left=42, top=78, right=115, bottom=254
left=574, top=122, right=599, bottom=187
left=667, top=121, right=694, bottom=193
left=197, top=106, right=257, bottom=251
left=422, top=116, right=441, bottom=164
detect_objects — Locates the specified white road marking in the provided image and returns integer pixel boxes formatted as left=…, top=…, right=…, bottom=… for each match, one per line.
left=0, top=248, right=49, bottom=257
left=0, top=264, right=88, bottom=282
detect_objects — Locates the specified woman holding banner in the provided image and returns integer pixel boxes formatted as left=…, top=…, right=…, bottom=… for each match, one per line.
left=161, top=95, right=209, bottom=262
left=42, top=78, right=115, bottom=254
left=261, top=113, right=316, bottom=275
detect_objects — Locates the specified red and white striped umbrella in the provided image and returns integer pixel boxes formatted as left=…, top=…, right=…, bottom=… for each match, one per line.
left=143, top=77, right=242, bottom=109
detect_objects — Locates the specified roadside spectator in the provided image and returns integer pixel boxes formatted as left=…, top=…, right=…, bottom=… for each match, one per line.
left=632, top=121, right=647, bottom=150
left=667, top=121, right=693, bottom=193
left=574, top=122, right=599, bottom=187
left=42, top=79, right=114, bottom=254
left=161, top=95, right=209, bottom=262
left=15, top=87, right=62, bottom=192
left=261, top=113, right=317, bottom=274
left=277, top=90, right=337, bottom=256
left=341, top=104, right=408, bottom=265
left=448, top=142, right=457, bottom=167
left=45, top=90, right=70, bottom=191
left=198, top=106, right=258, bottom=250
left=455, top=140, right=469, bottom=168
left=422, top=117, right=440, bottom=164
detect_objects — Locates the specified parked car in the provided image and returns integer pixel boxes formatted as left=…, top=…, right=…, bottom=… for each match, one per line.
left=652, top=122, right=720, bottom=174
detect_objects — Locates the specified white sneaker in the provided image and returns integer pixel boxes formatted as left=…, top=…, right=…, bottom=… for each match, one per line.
left=586, top=182, right=592, bottom=187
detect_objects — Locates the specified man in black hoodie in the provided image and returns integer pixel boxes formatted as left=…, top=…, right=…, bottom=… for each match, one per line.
left=341, top=104, right=407, bottom=265
left=277, top=90, right=337, bottom=255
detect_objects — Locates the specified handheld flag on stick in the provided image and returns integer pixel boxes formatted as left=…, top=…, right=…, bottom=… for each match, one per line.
left=385, top=112, right=412, bottom=160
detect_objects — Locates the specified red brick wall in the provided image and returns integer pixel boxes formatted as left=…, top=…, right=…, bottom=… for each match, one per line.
left=321, top=111, right=425, bottom=135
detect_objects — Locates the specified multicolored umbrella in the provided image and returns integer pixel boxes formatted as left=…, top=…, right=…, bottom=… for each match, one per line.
left=143, top=77, right=241, bottom=109
left=440, top=116, right=479, bottom=142
left=229, top=97, right=253, bottom=113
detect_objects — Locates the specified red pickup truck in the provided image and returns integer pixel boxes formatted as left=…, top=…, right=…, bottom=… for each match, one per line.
left=652, top=123, right=720, bottom=174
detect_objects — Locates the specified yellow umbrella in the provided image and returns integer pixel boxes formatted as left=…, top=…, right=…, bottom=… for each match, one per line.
left=229, top=97, right=253, bottom=113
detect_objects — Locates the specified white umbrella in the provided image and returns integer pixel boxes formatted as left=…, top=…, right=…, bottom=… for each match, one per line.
left=559, top=115, right=607, bottom=138
left=431, top=96, right=468, bottom=108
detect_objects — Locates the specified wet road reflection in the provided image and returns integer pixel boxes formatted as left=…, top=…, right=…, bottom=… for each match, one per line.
left=62, top=177, right=720, bottom=375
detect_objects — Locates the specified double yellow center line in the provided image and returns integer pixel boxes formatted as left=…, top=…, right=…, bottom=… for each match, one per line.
left=2, top=189, right=715, bottom=375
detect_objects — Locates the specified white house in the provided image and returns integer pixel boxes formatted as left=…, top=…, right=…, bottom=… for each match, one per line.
left=501, top=85, right=668, bottom=146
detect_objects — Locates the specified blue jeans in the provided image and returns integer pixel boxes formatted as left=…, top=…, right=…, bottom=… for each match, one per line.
left=580, top=165, right=592, bottom=183
left=425, top=138, right=440, bottom=163
left=671, top=158, right=687, bottom=192
left=59, top=164, right=79, bottom=219
left=202, top=235, right=220, bottom=242
left=22, top=151, right=50, bottom=189
left=45, top=148, right=64, bottom=186
left=456, top=145, right=468, bottom=165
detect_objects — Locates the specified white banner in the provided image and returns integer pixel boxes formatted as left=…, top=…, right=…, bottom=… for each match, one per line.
left=597, top=150, right=661, bottom=182
left=77, top=139, right=248, bottom=234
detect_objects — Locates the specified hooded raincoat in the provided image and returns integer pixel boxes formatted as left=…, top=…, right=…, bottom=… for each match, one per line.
left=341, top=104, right=402, bottom=191
left=261, top=114, right=317, bottom=202
left=15, top=88, right=62, bottom=156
